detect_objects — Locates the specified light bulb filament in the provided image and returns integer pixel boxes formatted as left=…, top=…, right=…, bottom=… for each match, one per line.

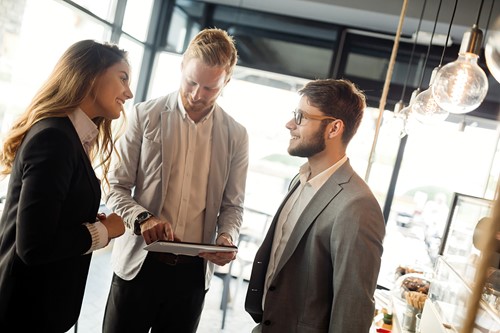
left=450, top=68, right=468, bottom=104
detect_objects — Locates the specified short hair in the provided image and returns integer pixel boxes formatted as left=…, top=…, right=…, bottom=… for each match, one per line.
left=298, top=79, right=366, bottom=144
left=183, top=28, right=238, bottom=78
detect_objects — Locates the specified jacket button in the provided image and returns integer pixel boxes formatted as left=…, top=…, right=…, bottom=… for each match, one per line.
left=264, top=320, right=271, bottom=326
left=269, top=286, right=276, bottom=291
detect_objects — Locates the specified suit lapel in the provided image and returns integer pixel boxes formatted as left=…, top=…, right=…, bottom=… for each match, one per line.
left=160, top=95, right=177, bottom=202
left=67, top=118, right=100, bottom=199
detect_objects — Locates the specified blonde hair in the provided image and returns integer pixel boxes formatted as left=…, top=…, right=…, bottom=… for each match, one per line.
left=183, top=28, right=238, bottom=78
left=0, top=40, right=129, bottom=188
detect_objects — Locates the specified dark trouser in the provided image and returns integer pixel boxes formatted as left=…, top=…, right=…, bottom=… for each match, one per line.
left=102, top=253, right=206, bottom=333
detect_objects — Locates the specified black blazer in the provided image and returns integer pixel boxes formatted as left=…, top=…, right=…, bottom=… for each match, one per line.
left=0, top=117, right=100, bottom=332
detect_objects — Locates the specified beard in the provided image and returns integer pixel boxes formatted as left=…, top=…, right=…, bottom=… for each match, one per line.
left=180, top=87, right=220, bottom=115
left=181, top=94, right=209, bottom=113
left=288, top=123, right=327, bottom=158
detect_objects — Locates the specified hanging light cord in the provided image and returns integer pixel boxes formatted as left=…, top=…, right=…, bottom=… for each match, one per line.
left=400, top=0, right=428, bottom=100
left=438, top=0, right=458, bottom=67
left=481, top=0, right=495, bottom=48
left=475, top=0, right=486, bottom=26
left=417, top=0, right=443, bottom=89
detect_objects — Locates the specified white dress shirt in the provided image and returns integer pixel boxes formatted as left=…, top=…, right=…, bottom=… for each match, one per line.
left=160, top=94, right=213, bottom=243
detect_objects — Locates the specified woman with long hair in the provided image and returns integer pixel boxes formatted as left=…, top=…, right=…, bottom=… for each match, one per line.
left=0, top=39, right=132, bottom=332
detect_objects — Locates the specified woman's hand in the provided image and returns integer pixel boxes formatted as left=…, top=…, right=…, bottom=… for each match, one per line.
left=100, top=213, right=125, bottom=239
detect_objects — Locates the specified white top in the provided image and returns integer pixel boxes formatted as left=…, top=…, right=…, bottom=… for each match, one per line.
left=160, top=94, right=213, bottom=243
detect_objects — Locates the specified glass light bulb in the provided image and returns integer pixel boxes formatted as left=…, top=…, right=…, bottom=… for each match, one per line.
left=398, top=89, right=422, bottom=136
left=386, top=101, right=406, bottom=138
left=413, top=67, right=449, bottom=124
left=485, top=17, right=500, bottom=83
left=394, top=103, right=419, bottom=137
left=391, top=89, right=421, bottom=137
left=431, top=52, right=489, bottom=114
left=413, top=89, right=449, bottom=124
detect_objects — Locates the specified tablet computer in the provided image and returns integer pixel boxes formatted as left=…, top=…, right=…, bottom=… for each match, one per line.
left=144, top=240, right=238, bottom=256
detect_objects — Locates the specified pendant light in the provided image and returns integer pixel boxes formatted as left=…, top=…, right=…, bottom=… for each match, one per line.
left=395, top=89, right=420, bottom=137
left=431, top=0, right=489, bottom=114
left=394, top=0, right=428, bottom=137
left=413, top=0, right=455, bottom=124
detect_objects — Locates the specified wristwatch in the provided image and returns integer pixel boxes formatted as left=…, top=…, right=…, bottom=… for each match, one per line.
left=134, top=211, right=153, bottom=235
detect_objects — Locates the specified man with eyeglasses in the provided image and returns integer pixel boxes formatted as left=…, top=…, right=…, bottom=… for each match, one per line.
left=245, top=78, right=385, bottom=333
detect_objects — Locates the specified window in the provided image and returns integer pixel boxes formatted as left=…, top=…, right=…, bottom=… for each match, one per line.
left=169, top=2, right=339, bottom=79
left=118, top=35, right=145, bottom=107
left=0, top=0, right=110, bottom=134
left=122, top=0, right=153, bottom=41
left=70, top=0, right=117, bottom=21
left=376, top=113, right=500, bottom=287
left=149, top=52, right=183, bottom=99
left=165, top=2, right=204, bottom=53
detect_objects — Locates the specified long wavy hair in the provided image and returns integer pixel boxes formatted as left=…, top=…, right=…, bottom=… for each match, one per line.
left=0, top=39, right=129, bottom=189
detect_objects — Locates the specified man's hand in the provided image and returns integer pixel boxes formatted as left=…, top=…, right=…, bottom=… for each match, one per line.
left=140, top=216, right=176, bottom=244
left=199, top=233, right=237, bottom=266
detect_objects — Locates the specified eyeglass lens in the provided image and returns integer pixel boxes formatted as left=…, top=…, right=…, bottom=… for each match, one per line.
left=294, top=111, right=302, bottom=125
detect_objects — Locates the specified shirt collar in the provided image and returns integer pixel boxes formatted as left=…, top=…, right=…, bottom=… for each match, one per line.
left=298, top=155, right=348, bottom=191
left=67, top=107, right=99, bottom=149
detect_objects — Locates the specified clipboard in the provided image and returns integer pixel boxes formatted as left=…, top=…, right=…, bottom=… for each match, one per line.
left=144, top=240, right=238, bottom=256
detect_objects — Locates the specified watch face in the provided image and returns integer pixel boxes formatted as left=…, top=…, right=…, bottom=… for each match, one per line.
left=135, top=211, right=151, bottom=224
left=138, top=212, right=150, bottom=220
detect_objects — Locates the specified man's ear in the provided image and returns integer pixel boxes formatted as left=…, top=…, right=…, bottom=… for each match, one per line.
left=327, top=120, right=343, bottom=139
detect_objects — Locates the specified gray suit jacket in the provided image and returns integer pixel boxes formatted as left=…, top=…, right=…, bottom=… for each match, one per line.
left=105, top=91, right=249, bottom=288
left=245, top=160, right=385, bottom=333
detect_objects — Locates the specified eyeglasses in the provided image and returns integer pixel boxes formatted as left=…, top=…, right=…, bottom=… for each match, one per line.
left=292, top=109, right=337, bottom=125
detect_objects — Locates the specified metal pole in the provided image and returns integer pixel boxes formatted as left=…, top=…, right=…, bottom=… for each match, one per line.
left=382, top=135, right=408, bottom=223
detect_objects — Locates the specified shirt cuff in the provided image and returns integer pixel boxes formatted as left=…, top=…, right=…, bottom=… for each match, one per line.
left=83, top=221, right=109, bottom=254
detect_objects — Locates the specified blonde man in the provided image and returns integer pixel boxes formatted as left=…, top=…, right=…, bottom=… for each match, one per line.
left=102, top=28, right=249, bottom=333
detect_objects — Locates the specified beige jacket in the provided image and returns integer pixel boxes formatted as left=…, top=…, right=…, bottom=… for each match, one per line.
left=105, top=91, right=249, bottom=288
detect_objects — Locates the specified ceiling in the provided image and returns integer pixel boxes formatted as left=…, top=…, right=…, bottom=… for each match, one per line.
left=203, top=0, right=500, bottom=46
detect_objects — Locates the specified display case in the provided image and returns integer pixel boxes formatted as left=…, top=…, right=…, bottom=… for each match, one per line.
left=427, top=257, right=500, bottom=332
left=439, top=192, right=493, bottom=274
